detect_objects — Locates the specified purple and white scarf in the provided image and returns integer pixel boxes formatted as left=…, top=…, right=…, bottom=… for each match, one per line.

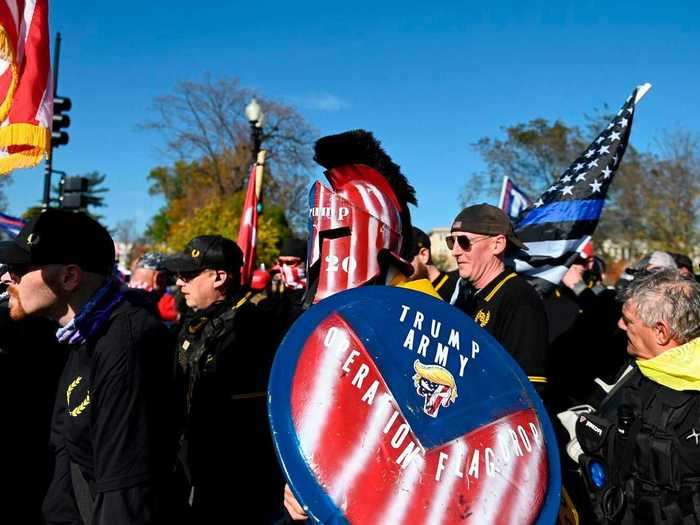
left=56, top=278, right=125, bottom=345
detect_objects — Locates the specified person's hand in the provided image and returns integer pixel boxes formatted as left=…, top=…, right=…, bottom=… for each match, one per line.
left=284, top=483, right=308, bottom=521
left=562, top=264, right=585, bottom=290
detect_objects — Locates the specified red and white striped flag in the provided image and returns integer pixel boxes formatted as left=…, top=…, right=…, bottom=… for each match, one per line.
left=237, top=152, right=265, bottom=285
left=0, top=0, right=52, bottom=174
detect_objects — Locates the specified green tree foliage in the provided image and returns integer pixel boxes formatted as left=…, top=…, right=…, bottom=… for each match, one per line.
left=462, top=118, right=700, bottom=255
left=142, top=77, right=316, bottom=235
left=22, top=205, right=42, bottom=222
left=0, top=174, right=11, bottom=211
left=597, top=132, right=700, bottom=254
left=160, top=192, right=291, bottom=267
left=463, top=119, right=587, bottom=202
left=23, top=171, right=109, bottom=223
left=79, top=172, right=109, bottom=217
left=464, top=118, right=700, bottom=258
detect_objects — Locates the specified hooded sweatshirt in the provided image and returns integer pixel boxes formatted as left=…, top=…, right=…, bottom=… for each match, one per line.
left=637, top=337, right=700, bottom=391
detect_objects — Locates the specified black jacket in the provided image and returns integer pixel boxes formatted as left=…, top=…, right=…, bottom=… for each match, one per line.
left=431, top=270, right=459, bottom=303
left=177, top=293, right=284, bottom=523
left=545, top=285, right=627, bottom=411
left=43, top=292, right=180, bottom=525
left=0, top=307, right=65, bottom=525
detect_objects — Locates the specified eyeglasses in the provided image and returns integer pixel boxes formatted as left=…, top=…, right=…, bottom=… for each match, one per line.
left=5, top=263, right=39, bottom=281
left=175, top=270, right=205, bottom=283
left=445, top=235, right=491, bottom=251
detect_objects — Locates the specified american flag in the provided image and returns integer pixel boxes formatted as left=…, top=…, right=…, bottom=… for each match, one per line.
left=0, top=210, right=24, bottom=238
left=513, top=84, right=650, bottom=294
left=498, top=175, right=532, bottom=221
left=0, top=0, right=52, bottom=174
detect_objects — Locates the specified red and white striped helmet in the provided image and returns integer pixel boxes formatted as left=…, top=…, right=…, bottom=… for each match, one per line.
left=306, top=130, right=416, bottom=303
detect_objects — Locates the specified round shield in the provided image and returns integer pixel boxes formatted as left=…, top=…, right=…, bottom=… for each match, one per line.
left=268, top=285, right=560, bottom=524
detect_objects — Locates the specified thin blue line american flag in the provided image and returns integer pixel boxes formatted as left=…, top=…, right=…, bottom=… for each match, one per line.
left=512, top=84, right=650, bottom=294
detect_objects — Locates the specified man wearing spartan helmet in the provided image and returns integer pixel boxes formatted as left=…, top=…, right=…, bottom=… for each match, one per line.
left=283, top=129, right=443, bottom=521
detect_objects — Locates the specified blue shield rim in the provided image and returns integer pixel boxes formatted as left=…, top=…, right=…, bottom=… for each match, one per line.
left=268, top=285, right=561, bottom=524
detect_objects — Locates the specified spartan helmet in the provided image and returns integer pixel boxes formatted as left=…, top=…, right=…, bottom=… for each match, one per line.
left=305, top=130, right=417, bottom=304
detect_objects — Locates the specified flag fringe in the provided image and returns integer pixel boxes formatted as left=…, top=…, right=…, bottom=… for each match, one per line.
left=0, top=122, right=51, bottom=148
left=0, top=123, right=50, bottom=174
left=0, top=26, right=18, bottom=123
left=0, top=146, right=44, bottom=174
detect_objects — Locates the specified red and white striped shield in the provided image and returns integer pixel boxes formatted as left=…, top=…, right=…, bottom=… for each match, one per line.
left=269, top=286, right=561, bottom=524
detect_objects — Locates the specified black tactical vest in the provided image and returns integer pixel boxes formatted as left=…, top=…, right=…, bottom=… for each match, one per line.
left=577, top=368, right=700, bottom=524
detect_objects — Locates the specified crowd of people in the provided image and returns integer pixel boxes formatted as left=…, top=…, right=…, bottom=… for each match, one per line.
left=2, top=129, right=700, bottom=524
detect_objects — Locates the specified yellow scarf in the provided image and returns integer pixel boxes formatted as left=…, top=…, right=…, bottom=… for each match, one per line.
left=637, top=337, right=700, bottom=391
left=397, top=278, right=443, bottom=300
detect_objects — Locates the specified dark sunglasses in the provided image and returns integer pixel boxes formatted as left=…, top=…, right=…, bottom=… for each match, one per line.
left=175, top=270, right=204, bottom=283
left=5, top=263, right=39, bottom=280
left=445, top=235, right=490, bottom=251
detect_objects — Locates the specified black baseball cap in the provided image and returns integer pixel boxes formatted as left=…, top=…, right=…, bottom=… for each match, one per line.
left=163, top=235, right=243, bottom=274
left=0, top=208, right=115, bottom=274
left=410, top=227, right=431, bottom=257
left=451, top=203, right=526, bottom=250
left=280, top=237, right=307, bottom=260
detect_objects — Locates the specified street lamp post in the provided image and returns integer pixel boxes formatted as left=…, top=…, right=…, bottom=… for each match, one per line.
left=245, top=98, right=266, bottom=214
left=245, top=97, right=265, bottom=164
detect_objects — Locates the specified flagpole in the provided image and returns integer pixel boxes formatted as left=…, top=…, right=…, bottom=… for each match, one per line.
left=255, top=150, right=266, bottom=199
left=635, top=83, right=652, bottom=104
left=43, top=32, right=61, bottom=208
left=498, top=176, right=509, bottom=211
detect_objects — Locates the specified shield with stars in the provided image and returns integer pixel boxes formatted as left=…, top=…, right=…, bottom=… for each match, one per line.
left=268, top=286, right=560, bottom=524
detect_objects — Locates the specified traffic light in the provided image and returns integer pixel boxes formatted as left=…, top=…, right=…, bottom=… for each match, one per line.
left=60, top=176, right=88, bottom=210
left=52, top=96, right=71, bottom=148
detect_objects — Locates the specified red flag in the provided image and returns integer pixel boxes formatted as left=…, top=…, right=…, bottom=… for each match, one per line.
left=237, top=162, right=259, bottom=285
left=0, top=0, right=52, bottom=173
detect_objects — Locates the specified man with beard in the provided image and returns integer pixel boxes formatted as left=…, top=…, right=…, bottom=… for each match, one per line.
left=409, top=227, right=458, bottom=301
left=0, top=209, right=181, bottom=525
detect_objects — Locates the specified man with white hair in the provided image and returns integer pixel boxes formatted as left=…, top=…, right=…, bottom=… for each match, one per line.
left=643, top=250, right=678, bottom=272
left=575, top=269, right=700, bottom=524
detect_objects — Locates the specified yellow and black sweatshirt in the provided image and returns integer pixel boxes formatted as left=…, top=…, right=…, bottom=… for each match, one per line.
left=454, top=269, right=549, bottom=391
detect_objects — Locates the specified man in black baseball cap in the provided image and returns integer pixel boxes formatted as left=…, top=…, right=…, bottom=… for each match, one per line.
left=165, top=234, right=283, bottom=521
left=0, top=209, right=183, bottom=523
left=164, top=235, right=243, bottom=311
left=448, top=203, right=549, bottom=394
left=449, top=203, right=526, bottom=253
left=0, top=208, right=115, bottom=321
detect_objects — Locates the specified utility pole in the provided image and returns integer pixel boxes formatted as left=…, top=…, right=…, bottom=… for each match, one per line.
left=43, top=32, right=60, bottom=207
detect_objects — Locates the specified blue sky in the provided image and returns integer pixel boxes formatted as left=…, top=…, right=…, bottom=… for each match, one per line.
left=5, top=1, right=699, bottom=235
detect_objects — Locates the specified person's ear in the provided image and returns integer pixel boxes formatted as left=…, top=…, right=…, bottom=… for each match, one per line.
left=418, top=247, right=430, bottom=265
left=655, top=321, right=673, bottom=346
left=212, top=270, right=229, bottom=289
left=492, top=235, right=507, bottom=256
left=62, top=265, right=83, bottom=292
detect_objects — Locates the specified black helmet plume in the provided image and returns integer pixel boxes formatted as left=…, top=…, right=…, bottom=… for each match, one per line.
left=314, top=129, right=417, bottom=259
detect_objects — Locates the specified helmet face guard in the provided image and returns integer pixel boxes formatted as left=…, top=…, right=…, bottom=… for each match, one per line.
left=305, top=171, right=405, bottom=304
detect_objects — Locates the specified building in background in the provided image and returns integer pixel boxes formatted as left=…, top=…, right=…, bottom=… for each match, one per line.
left=428, top=227, right=457, bottom=271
